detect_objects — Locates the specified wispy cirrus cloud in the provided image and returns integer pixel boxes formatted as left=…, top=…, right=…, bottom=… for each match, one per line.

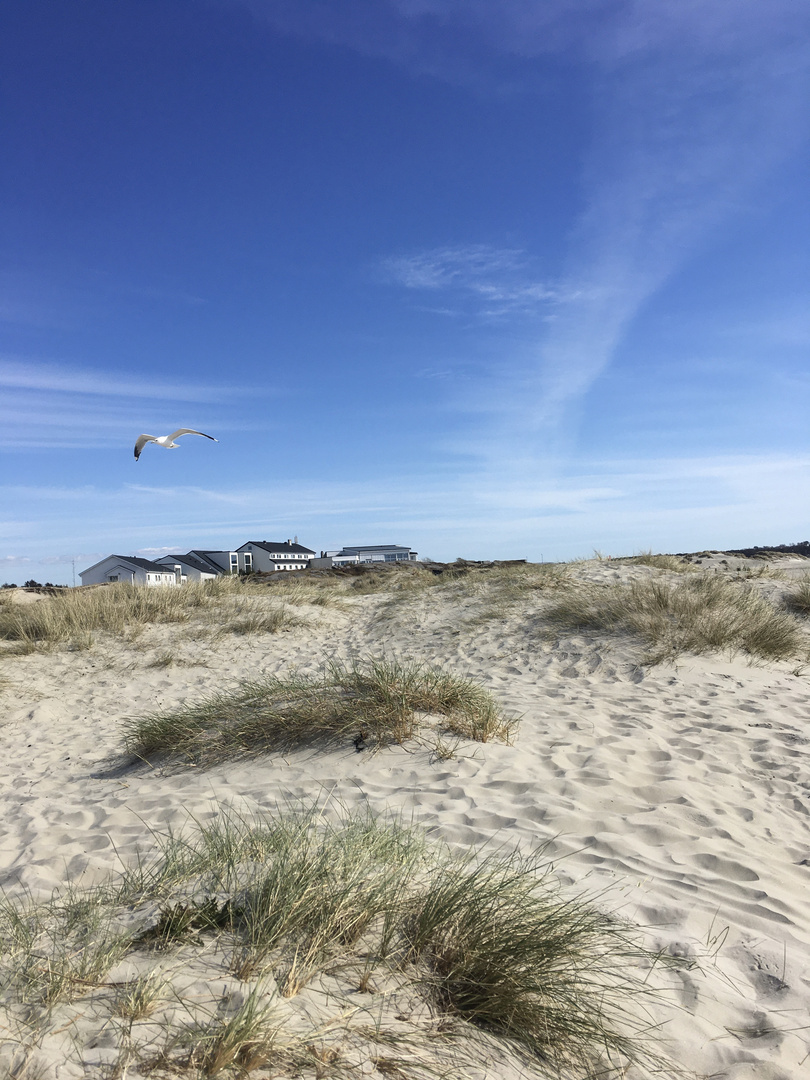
left=0, top=358, right=251, bottom=449
left=381, top=245, right=562, bottom=319
left=242, top=0, right=810, bottom=446
left=0, top=358, right=231, bottom=403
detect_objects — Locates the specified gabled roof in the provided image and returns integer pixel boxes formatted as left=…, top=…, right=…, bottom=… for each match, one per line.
left=157, top=552, right=223, bottom=575
left=239, top=540, right=316, bottom=556
left=81, top=555, right=175, bottom=575
left=111, top=556, right=177, bottom=573
left=187, top=550, right=231, bottom=573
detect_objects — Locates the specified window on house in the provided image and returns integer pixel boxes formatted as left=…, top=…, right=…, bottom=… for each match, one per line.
left=108, top=574, right=119, bottom=582
left=230, top=553, right=238, bottom=573
left=244, top=553, right=253, bottom=571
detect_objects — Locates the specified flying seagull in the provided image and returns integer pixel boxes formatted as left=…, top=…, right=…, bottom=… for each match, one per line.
left=134, top=428, right=218, bottom=461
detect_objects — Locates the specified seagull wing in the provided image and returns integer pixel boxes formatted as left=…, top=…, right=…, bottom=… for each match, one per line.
left=134, top=434, right=157, bottom=461
left=167, top=429, right=218, bottom=443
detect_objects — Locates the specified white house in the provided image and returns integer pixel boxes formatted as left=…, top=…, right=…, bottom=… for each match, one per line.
left=155, top=552, right=224, bottom=582
left=311, top=544, right=418, bottom=568
left=237, top=540, right=316, bottom=572
left=79, top=556, right=179, bottom=587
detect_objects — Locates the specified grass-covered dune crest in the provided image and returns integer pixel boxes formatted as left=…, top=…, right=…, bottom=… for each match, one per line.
left=544, top=573, right=807, bottom=663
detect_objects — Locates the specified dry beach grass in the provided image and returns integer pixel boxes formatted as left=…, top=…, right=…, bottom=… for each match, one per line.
left=1, top=554, right=810, bottom=1077
left=0, top=807, right=675, bottom=1079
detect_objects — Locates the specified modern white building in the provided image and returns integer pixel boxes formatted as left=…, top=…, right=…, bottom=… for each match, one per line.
left=237, top=540, right=316, bottom=572
left=310, top=544, right=418, bottom=568
left=79, top=556, right=179, bottom=587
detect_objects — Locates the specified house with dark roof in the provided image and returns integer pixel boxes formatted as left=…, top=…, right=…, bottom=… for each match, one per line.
left=79, top=555, right=179, bottom=587
left=155, top=551, right=225, bottom=581
left=80, top=539, right=318, bottom=586
left=237, top=539, right=316, bottom=572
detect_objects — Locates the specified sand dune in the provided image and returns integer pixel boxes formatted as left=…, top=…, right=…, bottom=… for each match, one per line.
left=1, top=557, right=809, bottom=1078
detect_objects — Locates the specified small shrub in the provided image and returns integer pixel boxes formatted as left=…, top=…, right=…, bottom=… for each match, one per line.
left=134, top=897, right=234, bottom=948
left=148, top=650, right=176, bottom=668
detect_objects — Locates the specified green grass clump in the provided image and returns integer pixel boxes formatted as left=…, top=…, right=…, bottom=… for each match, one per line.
left=124, top=657, right=514, bottom=766
left=545, top=574, right=804, bottom=662
left=402, top=853, right=666, bottom=1075
left=0, top=807, right=678, bottom=1078
left=181, top=982, right=281, bottom=1076
left=0, top=890, right=131, bottom=1007
left=111, top=969, right=171, bottom=1020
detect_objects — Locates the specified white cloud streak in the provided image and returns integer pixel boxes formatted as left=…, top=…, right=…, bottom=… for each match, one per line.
left=531, top=17, right=810, bottom=422
left=242, top=1, right=810, bottom=444
left=0, top=359, right=253, bottom=449
left=381, top=246, right=561, bottom=319
left=0, top=358, right=233, bottom=404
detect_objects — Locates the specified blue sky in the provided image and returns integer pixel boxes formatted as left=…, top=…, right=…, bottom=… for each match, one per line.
left=2, top=0, right=810, bottom=583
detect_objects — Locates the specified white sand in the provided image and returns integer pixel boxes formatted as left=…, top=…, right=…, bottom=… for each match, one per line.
left=1, top=558, right=809, bottom=1078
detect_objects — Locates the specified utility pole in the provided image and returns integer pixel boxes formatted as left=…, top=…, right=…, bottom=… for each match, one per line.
left=72, top=558, right=76, bottom=587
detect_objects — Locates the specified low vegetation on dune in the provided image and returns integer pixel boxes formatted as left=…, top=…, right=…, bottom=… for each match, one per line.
left=0, top=806, right=678, bottom=1079
left=783, top=576, right=810, bottom=616
left=619, top=552, right=694, bottom=573
left=1, top=560, right=805, bottom=671
left=0, top=577, right=307, bottom=654
left=355, top=561, right=573, bottom=633
left=125, top=657, right=515, bottom=766
left=544, top=572, right=806, bottom=662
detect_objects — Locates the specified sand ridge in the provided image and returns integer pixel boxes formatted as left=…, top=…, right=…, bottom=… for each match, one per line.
left=1, top=558, right=809, bottom=1077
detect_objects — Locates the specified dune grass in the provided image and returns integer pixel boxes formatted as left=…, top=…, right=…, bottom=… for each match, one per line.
left=179, top=982, right=282, bottom=1076
left=260, top=578, right=346, bottom=607
left=784, top=577, right=810, bottom=616
left=216, top=600, right=306, bottom=636
left=545, top=573, right=804, bottom=662
left=0, top=578, right=307, bottom=654
left=620, top=552, right=694, bottom=573
left=365, top=562, right=572, bottom=634
left=0, top=806, right=678, bottom=1078
left=124, top=657, right=515, bottom=767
